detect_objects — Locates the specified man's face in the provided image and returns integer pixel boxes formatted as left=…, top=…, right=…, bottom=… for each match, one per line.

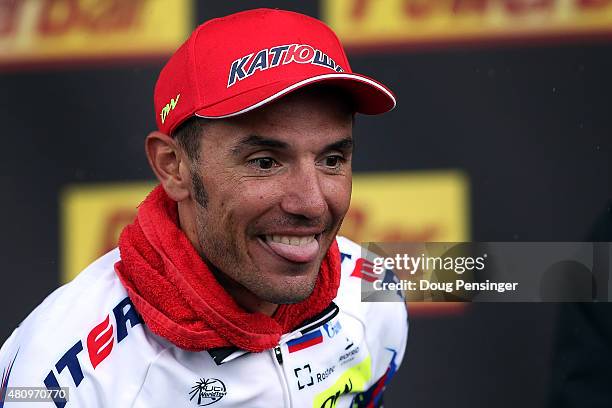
left=185, top=88, right=353, bottom=306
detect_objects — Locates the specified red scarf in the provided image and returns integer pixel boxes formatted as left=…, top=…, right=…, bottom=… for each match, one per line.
left=115, top=186, right=341, bottom=352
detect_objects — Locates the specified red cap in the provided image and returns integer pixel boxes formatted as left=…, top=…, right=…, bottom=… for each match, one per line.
left=154, top=8, right=396, bottom=135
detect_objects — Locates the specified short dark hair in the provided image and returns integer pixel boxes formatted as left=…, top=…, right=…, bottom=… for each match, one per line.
left=172, top=116, right=210, bottom=162
left=172, top=116, right=210, bottom=207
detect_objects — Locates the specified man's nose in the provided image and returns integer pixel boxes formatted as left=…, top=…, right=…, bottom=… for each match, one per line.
left=280, top=165, right=327, bottom=219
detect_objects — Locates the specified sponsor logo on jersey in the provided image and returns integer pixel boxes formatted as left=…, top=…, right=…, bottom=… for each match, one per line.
left=313, top=356, right=371, bottom=408
left=42, top=297, right=142, bottom=408
left=350, top=258, right=404, bottom=298
left=0, top=351, right=18, bottom=408
left=227, top=44, right=344, bottom=87
left=350, top=258, right=378, bottom=282
left=338, top=345, right=360, bottom=366
left=295, top=363, right=338, bottom=391
left=316, top=365, right=336, bottom=383
left=322, top=321, right=342, bottom=339
left=287, top=329, right=323, bottom=353
left=294, top=364, right=314, bottom=390
left=189, top=378, right=227, bottom=406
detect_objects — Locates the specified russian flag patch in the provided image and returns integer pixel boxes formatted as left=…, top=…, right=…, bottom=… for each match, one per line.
left=287, top=329, right=323, bottom=353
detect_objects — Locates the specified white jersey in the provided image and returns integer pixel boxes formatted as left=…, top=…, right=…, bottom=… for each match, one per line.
left=0, top=237, right=407, bottom=408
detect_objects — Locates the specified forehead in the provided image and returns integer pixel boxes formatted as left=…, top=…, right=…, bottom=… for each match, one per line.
left=234, top=86, right=353, bottom=127
left=200, top=86, right=354, bottom=149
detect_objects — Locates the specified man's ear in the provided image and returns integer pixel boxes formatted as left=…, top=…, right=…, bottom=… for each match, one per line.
left=145, top=131, right=192, bottom=202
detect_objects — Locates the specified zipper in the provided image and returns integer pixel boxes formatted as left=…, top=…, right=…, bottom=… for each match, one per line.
left=270, top=330, right=307, bottom=407
left=274, top=345, right=283, bottom=365
left=271, top=344, right=292, bottom=408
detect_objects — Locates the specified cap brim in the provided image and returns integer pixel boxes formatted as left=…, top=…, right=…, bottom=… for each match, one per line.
left=194, top=73, right=396, bottom=119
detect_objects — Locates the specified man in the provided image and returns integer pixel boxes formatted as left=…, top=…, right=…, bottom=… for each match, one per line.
left=0, top=9, right=407, bottom=407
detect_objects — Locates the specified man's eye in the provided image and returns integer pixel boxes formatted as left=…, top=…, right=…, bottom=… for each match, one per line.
left=323, top=155, right=344, bottom=168
left=249, top=157, right=278, bottom=170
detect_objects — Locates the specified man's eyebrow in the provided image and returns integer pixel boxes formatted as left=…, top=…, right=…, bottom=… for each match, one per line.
left=231, top=135, right=289, bottom=156
left=325, top=137, right=353, bottom=153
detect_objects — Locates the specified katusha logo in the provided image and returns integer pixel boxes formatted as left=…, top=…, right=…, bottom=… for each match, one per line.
left=227, top=43, right=344, bottom=87
left=189, top=378, right=227, bottom=406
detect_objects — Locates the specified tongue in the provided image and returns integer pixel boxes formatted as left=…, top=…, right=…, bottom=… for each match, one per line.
left=265, top=238, right=320, bottom=263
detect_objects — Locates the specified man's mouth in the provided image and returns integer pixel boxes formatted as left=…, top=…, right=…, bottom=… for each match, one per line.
left=259, top=234, right=321, bottom=263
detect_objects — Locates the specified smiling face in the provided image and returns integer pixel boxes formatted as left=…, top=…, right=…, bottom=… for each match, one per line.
left=176, top=87, right=354, bottom=311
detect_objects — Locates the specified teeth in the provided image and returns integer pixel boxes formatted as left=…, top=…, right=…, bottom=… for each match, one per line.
left=267, top=235, right=315, bottom=246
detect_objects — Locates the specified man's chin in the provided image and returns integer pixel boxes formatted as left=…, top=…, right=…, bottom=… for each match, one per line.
left=254, top=279, right=318, bottom=305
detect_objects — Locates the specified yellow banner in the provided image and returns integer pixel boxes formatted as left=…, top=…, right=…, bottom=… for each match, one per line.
left=0, top=0, right=191, bottom=65
left=324, top=0, right=612, bottom=47
left=61, top=182, right=155, bottom=283
left=339, top=170, right=469, bottom=243
left=339, top=170, right=470, bottom=316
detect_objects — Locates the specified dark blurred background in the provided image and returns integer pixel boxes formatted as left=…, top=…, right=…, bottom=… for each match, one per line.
left=1, top=1, right=611, bottom=407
